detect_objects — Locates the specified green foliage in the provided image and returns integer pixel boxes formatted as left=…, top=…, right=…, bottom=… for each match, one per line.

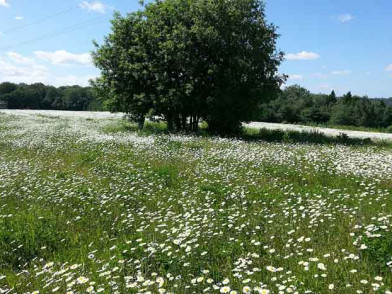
left=258, top=85, right=392, bottom=130
left=243, top=127, right=374, bottom=146
left=153, top=163, right=179, bottom=187
left=259, top=85, right=332, bottom=124
left=0, top=210, right=69, bottom=269
left=0, top=82, right=101, bottom=111
left=0, top=82, right=17, bottom=96
left=361, top=232, right=392, bottom=272
left=92, top=0, right=285, bottom=134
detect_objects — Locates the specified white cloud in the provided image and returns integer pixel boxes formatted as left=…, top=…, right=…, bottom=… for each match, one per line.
left=331, top=70, right=352, bottom=75
left=387, top=64, right=392, bottom=77
left=334, top=13, right=354, bottom=23
left=15, top=16, right=24, bottom=21
left=286, top=51, right=320, bottom=60
left=313, top=73, right=329, bottom=79
left=79, top=1, right=106, bottom=13
left=0, top=52, right=97, bottom=86
left=34, top=50, right=92, bottom=66
left=288, top=74, right=303, bottom=81
left=52, top=75, right=97, bottom=87
left=0, top=56, right=49, bottom=84
left=7, top=52, right=35, bottom=65
left=0, top=0, right=9, bottom=7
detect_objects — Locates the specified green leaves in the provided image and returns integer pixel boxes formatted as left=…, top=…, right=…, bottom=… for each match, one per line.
left=93, top=0, right=285, bottom=134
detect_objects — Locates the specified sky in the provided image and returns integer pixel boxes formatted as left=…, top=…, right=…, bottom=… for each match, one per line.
left=0, top=0, right=391, bottom=97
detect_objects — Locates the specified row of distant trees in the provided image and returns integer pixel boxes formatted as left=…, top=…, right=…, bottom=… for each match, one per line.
left=259, top=85, right=392, bottom=129
left=0, top=82, right=101, bottom=111
left=1, top=81, right=392, bottom=130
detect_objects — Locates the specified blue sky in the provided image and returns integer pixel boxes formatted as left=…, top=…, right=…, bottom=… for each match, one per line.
left=0, top=0, right=391, bottom=97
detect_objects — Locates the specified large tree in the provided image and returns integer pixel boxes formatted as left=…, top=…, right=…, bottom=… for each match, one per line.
left=93, top=0, right=285, bottom=134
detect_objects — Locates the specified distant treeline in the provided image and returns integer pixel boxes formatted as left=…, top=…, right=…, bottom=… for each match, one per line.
left=259, top=85, right=392, bottom=129
left=0, top=82, right=101, bottom=111
left=2, top=82, right=392, bottom=130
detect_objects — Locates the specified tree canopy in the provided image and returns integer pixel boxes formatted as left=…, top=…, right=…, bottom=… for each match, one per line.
left=92, top=0, right=285, bottom=134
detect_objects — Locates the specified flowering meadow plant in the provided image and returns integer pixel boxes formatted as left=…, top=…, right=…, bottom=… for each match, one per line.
left=0, top=111, right=392, bottom=293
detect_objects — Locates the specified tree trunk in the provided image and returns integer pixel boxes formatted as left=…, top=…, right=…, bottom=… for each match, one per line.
left=175, top=115, right=182, bottom=131
left=189, top=115, right=193, bottom=132
left=194, top=116, right=199, bottom=132
left=167, top=113, right=174, bottom=132
left=189, top=115, right=199, bottom=132
left=137, top=116, right=145, bottom=130
left=181, top=115, right=187, bottom=131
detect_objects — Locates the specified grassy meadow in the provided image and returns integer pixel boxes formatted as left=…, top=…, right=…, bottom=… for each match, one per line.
left=1, top=111, right=392, bottom=294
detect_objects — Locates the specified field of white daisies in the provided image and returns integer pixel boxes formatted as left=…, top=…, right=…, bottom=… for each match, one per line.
left=1, top=111, right=392, bottom=294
